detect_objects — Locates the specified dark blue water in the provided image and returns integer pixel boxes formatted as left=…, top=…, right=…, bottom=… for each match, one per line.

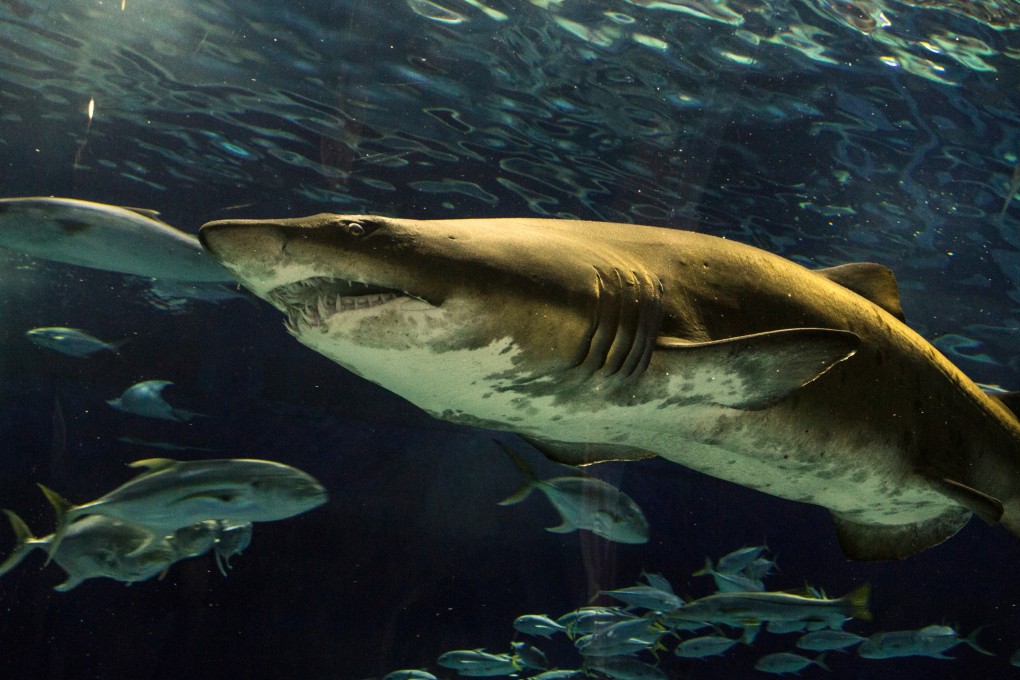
left=1, top=0, right=1019, bottom=678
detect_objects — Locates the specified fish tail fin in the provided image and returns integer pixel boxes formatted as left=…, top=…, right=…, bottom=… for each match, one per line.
left=814, top=653, right=831, bottom=672
left=964, top=625, right=995, bottom=656
left=0, top=509, right=39, bottom=577
left=841, top=583, right=872, bottom=622
left=692, top=557, right=714, bottom=577
left=494, top=439, right=536, bottom=506
left=36, top=484, right=73, bottom=565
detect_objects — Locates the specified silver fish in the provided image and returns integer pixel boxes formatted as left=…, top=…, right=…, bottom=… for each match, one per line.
left=796, top=629, right=866, bottom=651
left=26, top=327, right=124, bottom=357
left=40, top=457, right=328, bottom=559
left=0, top=197, right=232, bottom=282
left=858, top=624, right=992, bottom=659
left=667, top=585, right=871, bottom=629
left=107, top=380, right=204, bottom=422
left=497, top=442, right=648, bottom=544
left=0, top=510, right=174, bottom=591
left=513, top=614, right=567, bottom=638
left=435, top=649, right=516, bottom=676
left=382, top=672, right=438, bottom=680
left=674, top=634, right=740, bottom=658
left=754, top=652, right=830, bottom=674
left=600, top=585, right=684, bottom=612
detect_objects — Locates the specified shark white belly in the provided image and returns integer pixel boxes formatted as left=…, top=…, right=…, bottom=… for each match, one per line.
left=199, top=214, right=1020, bottom=560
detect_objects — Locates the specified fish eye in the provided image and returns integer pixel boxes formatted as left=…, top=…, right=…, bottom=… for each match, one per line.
left=348, top=222, right=365, bottom=236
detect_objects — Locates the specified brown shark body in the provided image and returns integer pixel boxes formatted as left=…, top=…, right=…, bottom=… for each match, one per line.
left=199, top=215, right=1020, bottom=559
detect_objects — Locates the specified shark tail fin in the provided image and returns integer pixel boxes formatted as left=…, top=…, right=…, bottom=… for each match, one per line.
left=37, top=484, right=73, bottom=565
left=0, top=509, right=40, bottom=577
left=494, top=440, right=536, bottom=506
left=841, top=583, right=872, bottom=622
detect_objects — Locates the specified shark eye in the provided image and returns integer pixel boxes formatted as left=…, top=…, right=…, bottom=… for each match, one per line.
left=347, top=222, right=365, bottom=236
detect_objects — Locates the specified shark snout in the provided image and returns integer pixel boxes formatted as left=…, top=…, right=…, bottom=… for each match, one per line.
left=199, top=219, right=289, bottom=261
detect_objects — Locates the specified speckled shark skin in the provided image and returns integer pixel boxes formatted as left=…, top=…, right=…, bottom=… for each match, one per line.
left=200, top=214, right=1020, bottom=560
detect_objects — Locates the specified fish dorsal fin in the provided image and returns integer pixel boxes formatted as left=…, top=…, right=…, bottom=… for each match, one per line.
left=815, top=263, right=905, bottom=322
left=655, top=328, right=860, bottom=410
left=988, top=391, right=1020, bottom=422
left=128, top=457, right=178, bottom=471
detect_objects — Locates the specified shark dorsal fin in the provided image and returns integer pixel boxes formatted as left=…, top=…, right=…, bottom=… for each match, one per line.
left=128, top=457, right=178, bottom=471
left=815, top=263, right=905, bottom=322
left=655, top=328, right=860, bottom=410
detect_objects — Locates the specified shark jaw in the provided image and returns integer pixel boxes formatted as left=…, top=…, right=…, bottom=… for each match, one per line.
left=264, top=276, right=434, bottom=336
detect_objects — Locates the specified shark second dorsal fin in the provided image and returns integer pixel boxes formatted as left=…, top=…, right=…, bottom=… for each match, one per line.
left=128, top=457, right=178, bottom=471
left=655, top=328, right=860, bottom=411
left=815, top=263, right=905, bottom=322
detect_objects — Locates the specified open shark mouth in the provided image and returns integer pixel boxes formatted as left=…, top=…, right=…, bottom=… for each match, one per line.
left=266, top=276, right=430, bottom=333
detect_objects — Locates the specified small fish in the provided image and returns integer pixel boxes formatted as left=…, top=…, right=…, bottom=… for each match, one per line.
left=558, top=607, right=637, bottom=637
left=0, top=510, right=174, bottom=591
left=574, top=617, right=668, bottom=657
left=26, top=327, right=125, bottom=356
left=115, top=437, right=219, bottom=453
left=639, top=571, right=674, bottom=594
left=674, top=634, right=740, bottom=658
left=529, top=672, right=586, bottom=680
left=796, top=628, right=866, bottom=651
left=382, top=671, right=438, bottom=680
left=858, top=624, right=992, bottom=659
left=668, top=584, right=871, bottom=629
left=766, top=620, right=810, bottom=635
left=584, top=656, right=667, bottom=680
left=39, top=457, right=328, bottom=560
left=107, top=380, right=204, bottom=422
left=716, top=545, right=768, bottom=574
left=600, top=584, right=684, bottom=612
left=755, top=652, right=830, bottom=675
left=693, top=557, right=765, bottom=593
left=513, top=614, right=567, bottom=638
left=496, top=441, right=648, bottom=544
left=511, top=641, right=548, bottom=670
left=436, top=649, right=517, bottom=676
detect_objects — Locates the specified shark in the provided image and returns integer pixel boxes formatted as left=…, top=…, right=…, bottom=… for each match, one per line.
left=198, top=214, right=1020, bottom=560
left=0, top=197, right=233, bottom=282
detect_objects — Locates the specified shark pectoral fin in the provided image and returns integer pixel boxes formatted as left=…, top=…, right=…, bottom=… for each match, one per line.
left=815, top=263, right=905, bottom=322
left=521, top=436, right=655, bottom=466
left=831, top=507, right=971, bottom=560
left=656, top=329, right=860, bottom=410
left=545, top=520, right=578, bottom=534
left=932, top=478, right=1003, bottom=524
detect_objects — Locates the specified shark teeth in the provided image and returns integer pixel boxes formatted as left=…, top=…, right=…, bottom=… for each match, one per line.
left=269, top=276, right=425, bottom=335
